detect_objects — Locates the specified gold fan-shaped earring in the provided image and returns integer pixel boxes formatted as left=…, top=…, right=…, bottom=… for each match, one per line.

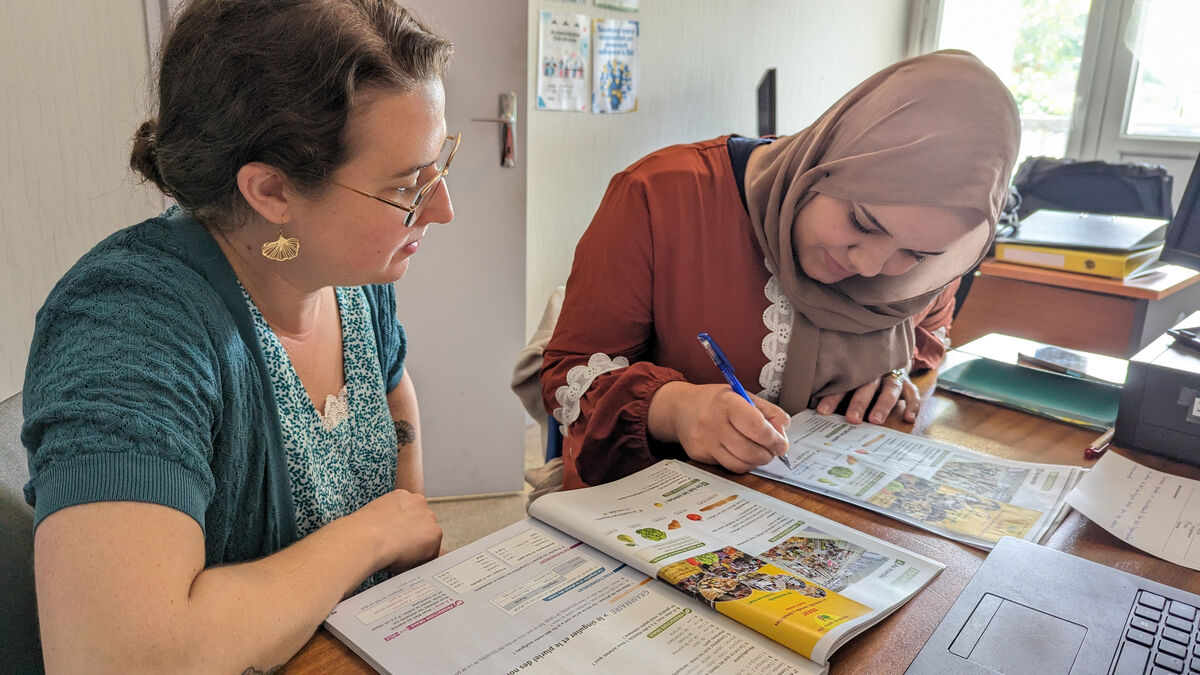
left=261, top=225, right=300, bottom=261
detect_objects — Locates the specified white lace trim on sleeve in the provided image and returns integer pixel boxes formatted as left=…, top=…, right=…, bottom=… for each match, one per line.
left=759, top=268, right=792, bottom=404
left=553, top=352, right=630, bottom=438
left=932, top=325, right=951, bottom=349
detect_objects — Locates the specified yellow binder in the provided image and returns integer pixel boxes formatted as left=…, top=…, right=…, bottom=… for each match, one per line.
left=994, top=243, right=1163, bottom=279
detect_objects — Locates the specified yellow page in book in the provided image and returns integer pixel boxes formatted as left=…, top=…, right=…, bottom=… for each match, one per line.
left=657, top=547, right=870, bottom=658
left=995, top=242, right=1161, bottom=278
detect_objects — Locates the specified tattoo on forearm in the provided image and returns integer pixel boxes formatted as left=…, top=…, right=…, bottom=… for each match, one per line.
left=241, top=666, right=282, bottom=675
left=394, top=420, right=416, bottom=447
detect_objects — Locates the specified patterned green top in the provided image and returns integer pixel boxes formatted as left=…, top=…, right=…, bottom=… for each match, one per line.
left=243, top=285, right=397, bottom=586
left=24, top=208, right=408, bottom=568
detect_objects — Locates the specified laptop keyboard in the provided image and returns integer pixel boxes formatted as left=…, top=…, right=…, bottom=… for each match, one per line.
left=1112, top=590, right=1200, bottom=674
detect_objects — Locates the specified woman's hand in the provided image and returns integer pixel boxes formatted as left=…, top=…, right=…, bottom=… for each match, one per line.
left=648, top=381, right=791, bottom=473
left=815, top=369, right=919, bottom=425
left=355, top=488, right=444, bottom=575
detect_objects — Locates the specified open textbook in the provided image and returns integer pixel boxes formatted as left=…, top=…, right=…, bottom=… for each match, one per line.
left=755, top=411, right=1085, bottom=549
left=325, top=460, right=944, bottom=673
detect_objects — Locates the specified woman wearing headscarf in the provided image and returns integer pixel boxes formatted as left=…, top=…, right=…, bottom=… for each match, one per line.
left=541, top=50, right=1020, bottom=490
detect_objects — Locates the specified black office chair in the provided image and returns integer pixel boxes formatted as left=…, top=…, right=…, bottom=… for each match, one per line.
left=0, top=391, right=44, bottom=673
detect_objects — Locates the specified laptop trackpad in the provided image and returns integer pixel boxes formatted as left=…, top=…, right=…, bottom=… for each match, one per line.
left=949, top=593, right=1087, bottom=673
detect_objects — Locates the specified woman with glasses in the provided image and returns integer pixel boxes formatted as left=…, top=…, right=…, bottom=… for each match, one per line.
left=22, top=1, right=456, bottom=670
left=541, top=51, right=1020, bottom=491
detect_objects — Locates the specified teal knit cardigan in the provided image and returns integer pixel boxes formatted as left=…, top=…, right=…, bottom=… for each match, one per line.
left=22, top=208, right=406, bottom=565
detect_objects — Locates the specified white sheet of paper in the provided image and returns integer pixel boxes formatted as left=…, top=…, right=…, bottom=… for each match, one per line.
left=1065, top=451, right=1200, bottom=571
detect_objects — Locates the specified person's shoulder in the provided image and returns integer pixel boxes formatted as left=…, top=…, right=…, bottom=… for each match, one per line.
left=360, top=282, right=396, bottom=307
left=358, top=283, right=398, bottom=325
left=619, top=136, right=734, bottom=184
left=40, top=211, right=223, bottom=324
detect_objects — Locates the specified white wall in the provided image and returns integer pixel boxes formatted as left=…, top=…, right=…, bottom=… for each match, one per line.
left=524, top=0, right=910, bottom=335
left=0, top=1, right=911, bottom=398
left=0, top=1, right=160, bottom=399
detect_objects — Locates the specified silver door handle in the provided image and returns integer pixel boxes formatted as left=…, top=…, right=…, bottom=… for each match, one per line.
left=470, top=92, right=516, bottom=168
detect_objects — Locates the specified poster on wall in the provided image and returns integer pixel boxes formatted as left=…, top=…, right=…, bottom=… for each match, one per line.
left=595, top=0, right=639, bottom=10
left=537, top=12, right=590, bottom=112
left=592, top=18, right=639, bottom=114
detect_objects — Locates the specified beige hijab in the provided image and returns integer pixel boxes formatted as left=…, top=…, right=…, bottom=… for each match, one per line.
left=744, top=50, right=1020, bottom=412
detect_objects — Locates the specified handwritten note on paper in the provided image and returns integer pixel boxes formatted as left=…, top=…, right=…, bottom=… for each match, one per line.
left=1065, top=451, right=1200, bottom=571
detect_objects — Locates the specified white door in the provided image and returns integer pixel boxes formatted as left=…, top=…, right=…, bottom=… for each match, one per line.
left=398, top=0, right=528, bottom=497
left=146, top=0, right=529, bottom=498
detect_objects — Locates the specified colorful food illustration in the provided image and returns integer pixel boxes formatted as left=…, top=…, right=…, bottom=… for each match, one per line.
left=761, top=532, right=888, bottom=592
left=665, top=547, right=832, bottom=607
left=739, top=571, right=825, bottom=597
left=653, top=502, right=664, bottom=507
left=828, top=466, right=853, bottom=479
left=696, top=576, right=752, bottom=602
left=617, top=534, right=635, bottom=546
left=686, top=513, right=702, bottom=521
left=699, top=494, right=739, bottom=511
left=845, top=456, right=857, bottom=465
left=636, top=527, right=666, bottom=541
left=667, top=519, right=681, bottom=530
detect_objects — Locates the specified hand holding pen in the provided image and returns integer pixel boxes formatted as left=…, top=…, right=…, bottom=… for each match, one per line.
left=697, top=332, right=794, bottom=469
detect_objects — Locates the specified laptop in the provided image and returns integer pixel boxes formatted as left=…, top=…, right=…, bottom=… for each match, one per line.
left=906, top=537, right=1200, bottom=674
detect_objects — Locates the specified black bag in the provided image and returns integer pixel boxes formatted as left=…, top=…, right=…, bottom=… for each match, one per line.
left=954, top=157, right=1173, bottom=319
left=1012, top=156, right=1174, bottom=221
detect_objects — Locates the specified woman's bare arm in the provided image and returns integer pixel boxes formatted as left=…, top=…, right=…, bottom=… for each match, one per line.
left=387, top=369, right=423, bottom=494
left=35, top=490, right=440, bottom=673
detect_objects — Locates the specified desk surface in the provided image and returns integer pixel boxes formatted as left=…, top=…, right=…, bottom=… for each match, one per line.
left=282, top=372, right=1200, bottom=674
left=978, top=258, right=1200, bottom=300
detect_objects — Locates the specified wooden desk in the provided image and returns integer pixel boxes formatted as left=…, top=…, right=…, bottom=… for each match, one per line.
left=951, top=259, right=1200, bottom=358
left=282, top=373, right=1200, bottom=674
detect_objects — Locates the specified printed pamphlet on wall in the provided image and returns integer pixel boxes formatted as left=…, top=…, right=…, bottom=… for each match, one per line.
left=596, top=0, right=640, bottom=10
left=755, top=411, right=1084, bottom=549
left=325, top=460, right=944, bottom=673
left=592, top=18, right=638, bottom=113
left=537, top=11, right=590, bottom=112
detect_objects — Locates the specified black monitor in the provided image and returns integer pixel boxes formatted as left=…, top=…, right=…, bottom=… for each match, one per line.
left=757, top=68, right=776, bottom=138
left=1160, top=153, right=1200, bottom=271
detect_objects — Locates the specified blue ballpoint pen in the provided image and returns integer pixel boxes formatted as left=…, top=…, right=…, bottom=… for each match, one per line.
left=696, top=332, right=793, bottom=469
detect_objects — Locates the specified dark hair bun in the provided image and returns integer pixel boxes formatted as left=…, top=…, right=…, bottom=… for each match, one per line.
left=130, top=119, right=170, bottom=194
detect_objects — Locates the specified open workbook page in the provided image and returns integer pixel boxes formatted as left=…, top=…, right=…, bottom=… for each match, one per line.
left=325, top=517, right=822, bottom=674
left=326, top=461, right=942, bottom=672
left=755, top=411, right=1084, bottom=549
left=529, top=460, right=943, bottom=665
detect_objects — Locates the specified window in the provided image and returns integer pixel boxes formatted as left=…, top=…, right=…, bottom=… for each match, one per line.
left=910, top=0, right=1200, bottom=209
left=934, top=0, right=1091, bottom=162
left=1123, top=0, right=1200, bottom=139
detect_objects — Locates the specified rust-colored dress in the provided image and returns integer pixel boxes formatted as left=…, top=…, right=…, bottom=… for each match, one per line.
left=542, top=137, right=956, bottom=490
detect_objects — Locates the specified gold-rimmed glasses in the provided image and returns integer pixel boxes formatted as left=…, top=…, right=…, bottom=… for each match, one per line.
left=335, top=132, right=461, bottom=227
